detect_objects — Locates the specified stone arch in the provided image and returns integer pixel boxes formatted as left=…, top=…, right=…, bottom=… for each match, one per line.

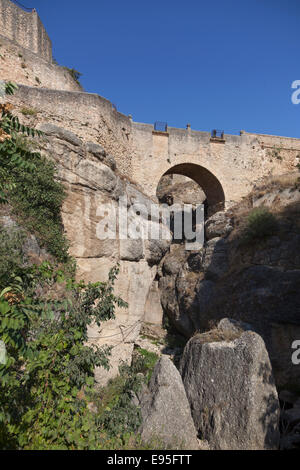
left=157, top=163, right=225, bottom=213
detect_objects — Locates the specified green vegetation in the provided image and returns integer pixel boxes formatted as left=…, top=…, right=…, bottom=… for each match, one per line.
left=134, top=347, right=159, bottom=383
left=241, top=207, right=278, bottom=244
left=0, top=82, right=160, bottom=450
left=0, top=83, right=69, bottom=261
left=63, top=67, right=82, bottom=86
left=0, top=261, right=128, bottom=449
left=0, top=227, right=26, bottom=286
left=52, top=58, right=82, bottom=87
left=20, top=107, right=37, bottom=116
left=90, top=347, right=159, bottom=448
left=269, top=146, right=282, bottom=161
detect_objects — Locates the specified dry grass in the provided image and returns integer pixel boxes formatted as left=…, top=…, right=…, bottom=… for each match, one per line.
left=253, top=172, right=300, bottom=194
left=193, top=327, right=243, bottom=344
left=227, top=171, right=300, bottom=242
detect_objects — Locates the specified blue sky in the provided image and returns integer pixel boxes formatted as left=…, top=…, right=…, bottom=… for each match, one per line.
left=23, top=0, right=300, bottom=137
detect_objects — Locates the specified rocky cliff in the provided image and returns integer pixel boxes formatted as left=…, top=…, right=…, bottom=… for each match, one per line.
left=27, top=122, right=171, bottom=384
left=158, top=173, right=300, bottom=391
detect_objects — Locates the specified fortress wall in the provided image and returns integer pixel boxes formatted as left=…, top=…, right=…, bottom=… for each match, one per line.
left=10, top=85, right=134, bottom=175
left=246, top=131, right=300, bottom=150
left=0, top=34, right=82, bottom=92
left=0, top=0, right=52, bottom=61
left=244, top=132, right=300, bottom=173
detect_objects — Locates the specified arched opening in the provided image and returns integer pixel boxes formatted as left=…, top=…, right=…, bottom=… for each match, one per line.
left=156, top=163, right=225, bottom=216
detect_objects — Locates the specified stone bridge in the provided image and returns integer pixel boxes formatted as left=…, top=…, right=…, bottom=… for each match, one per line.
left=130, top=122, right=300, bottom=212
left=1, top=0, right=300, bottom=213
left=11, top=86, right=300, bottom=216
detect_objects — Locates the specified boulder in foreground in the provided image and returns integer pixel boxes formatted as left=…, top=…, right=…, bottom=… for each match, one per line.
left=180, top=321, right=280, bottom=450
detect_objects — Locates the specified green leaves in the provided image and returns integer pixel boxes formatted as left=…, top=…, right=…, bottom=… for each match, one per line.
left=4, top=82, right=18, bottom=96
left=0, top=262, right=127, bottom=449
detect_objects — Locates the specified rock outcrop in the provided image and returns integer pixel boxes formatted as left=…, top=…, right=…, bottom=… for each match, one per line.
left=158, top=177, right=300, bottom=388
left=180, top=321, right=280, bottom=450
left=139, top=356, right=204, bottom=449
left=34, top=123, right=171, bottom=384
left=157, top=174, right=206, bottom=206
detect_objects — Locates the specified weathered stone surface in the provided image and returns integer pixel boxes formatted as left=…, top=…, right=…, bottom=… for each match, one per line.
left=144, top=280, right=164, bottom=325
left=157, top=174, right=206, bottom=206
left=85, top=141, right=106, bottom=159
left=139, top=356, right=200, bottom=449
left=38, top=123, right=82, bottom=146
left=158, top=187, right=300, bottom=389
left=120, top=239, right=144, bottom=262
left=0, top=31, right=81, bottom=91
left=159, top=246, right=216, bottom=337
left=145, top=238, right=170, bottom=266
left=86, top=142, right=116, bottom=170
left=202, top=237, right=229, bottom=281
left=180, top=326, right=280, bottom=450
left=162, top=245, right=187, bottom=276
left=253, top=186, right=300, bottom=210
left=25, top=123, right=172, bottom=385
left=205, top=211, right=233, bottom=240
left=217, top=317, right=255, bottom=334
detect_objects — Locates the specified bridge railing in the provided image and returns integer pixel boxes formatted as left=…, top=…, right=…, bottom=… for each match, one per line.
left=154, top=121, right=168, bottom=132
left=211, top=129, right=224, bottom=139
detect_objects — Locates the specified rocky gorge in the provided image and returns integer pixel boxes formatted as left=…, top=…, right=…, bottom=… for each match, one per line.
left=0, top=0, right=300, bottom=449
left=2, top=89, right=299, bottom=450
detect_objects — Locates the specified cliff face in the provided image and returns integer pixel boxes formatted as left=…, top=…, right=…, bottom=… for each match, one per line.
left=28, top=122, right=170, bottom=384
left=158, top=174, right=300, bottom=390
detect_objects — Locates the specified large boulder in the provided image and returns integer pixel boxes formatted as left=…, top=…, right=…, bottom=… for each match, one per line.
left=205, top=211, right=233, bottom=240
left=139, top=356, right=202, bottom=449
left=180, top=324, right=280, bottom=450
left=202, top=237, right=229, bottom=281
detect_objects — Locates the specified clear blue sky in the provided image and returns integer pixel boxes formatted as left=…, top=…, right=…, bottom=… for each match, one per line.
left=23, top=0, right=300, bottom=137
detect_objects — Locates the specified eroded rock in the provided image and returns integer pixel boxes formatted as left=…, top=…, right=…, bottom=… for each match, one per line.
left=139, top=356, right=200, bottom=449
left=180, top=324, right=280, bottom=450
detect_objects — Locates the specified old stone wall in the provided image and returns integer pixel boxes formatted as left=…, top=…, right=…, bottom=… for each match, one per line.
left=9, top=85, right=134, bottom=176
left=1, top=0, right=300, bottom=210
left=131, top=124, right=299, bottom=207
left=0, top=35, right=82, bottom=91
left=33, top=122, right=170, bottom=384
left=0, top=0, right=52, bottom=61
left=10, top=84, right=300, bottom=210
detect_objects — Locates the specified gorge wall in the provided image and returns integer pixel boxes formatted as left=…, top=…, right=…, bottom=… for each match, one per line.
left=1, top=0, right=300, bottom=387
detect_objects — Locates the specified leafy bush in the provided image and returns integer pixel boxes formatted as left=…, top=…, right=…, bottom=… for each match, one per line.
left=62, top=67, right=82, bottom=87
left=0, top=82, right=69, bottom=261
left=133, top=347, right=159, bottom=383
left=241, top=207, right=278, bottom=243
left=92, top=348, right=159, bottom=448
left=0, top=227, right=26, bottom=285
left=0, top=82, right=153, bottom=450
left=7, top=154, right=69, bottom=261
left=0, top=264, right=127, bottom=449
